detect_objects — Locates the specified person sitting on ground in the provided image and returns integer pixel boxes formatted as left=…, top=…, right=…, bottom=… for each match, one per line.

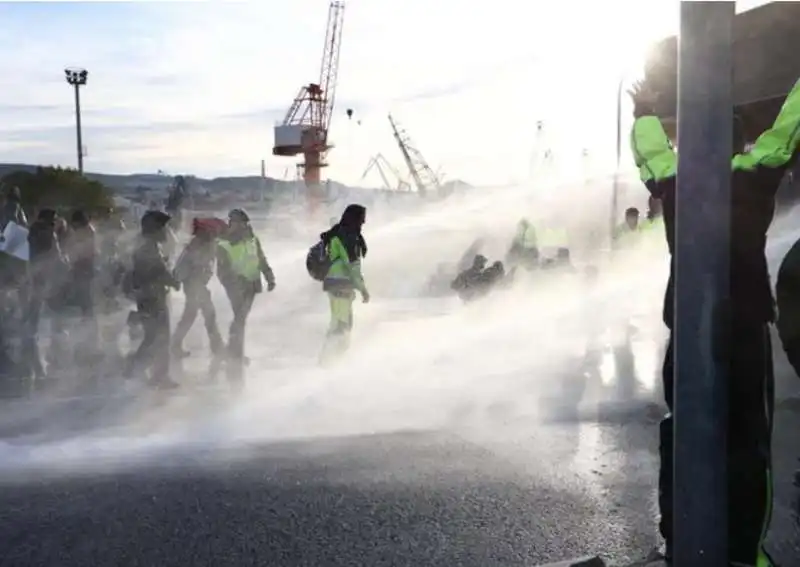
left=451, top=254, right=488, bottom=301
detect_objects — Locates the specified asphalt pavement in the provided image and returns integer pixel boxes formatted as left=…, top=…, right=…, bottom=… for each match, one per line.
left=0, top=333, right=799, bottom=567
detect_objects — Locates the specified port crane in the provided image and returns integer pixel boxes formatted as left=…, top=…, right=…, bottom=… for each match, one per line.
left=388, top=114, right=442, bottom=197
left=273, top=1, right=345, bottom=211
left=360, top=153, right=411, bottom=191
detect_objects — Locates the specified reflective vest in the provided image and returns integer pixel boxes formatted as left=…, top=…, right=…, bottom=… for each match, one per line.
left=539, top=227, right=569, bottom=248
left=614, top=217, right=663, bottom=249
left=218, top=237, right=261, bottom=281
left=515, top=223, right=539, bottom=249
left=324, top=235, right=366, bottom=293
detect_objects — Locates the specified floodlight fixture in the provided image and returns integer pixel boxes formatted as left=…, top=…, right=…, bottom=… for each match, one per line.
left=65, top=67, right=88, bottom=86
left=64, top=67, right=89, bottom=172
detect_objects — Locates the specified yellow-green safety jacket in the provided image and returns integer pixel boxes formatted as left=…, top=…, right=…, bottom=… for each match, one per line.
left=218, top=238, right=261, bottom=281
left=323, top=234, right=367, bottom=296
left=513, top=220, right=539, bottom=250
left=631, top=76, right=800, bottom=326
left=217, top=233, right=275, bottom=293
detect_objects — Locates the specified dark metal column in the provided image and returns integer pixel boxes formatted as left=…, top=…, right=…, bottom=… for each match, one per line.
left=74, top=83, right=84, bottom=174
left=673, top=1, right=734, bottom=565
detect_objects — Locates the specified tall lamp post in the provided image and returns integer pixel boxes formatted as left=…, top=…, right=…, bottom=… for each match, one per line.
left=609, top=75, right=625, bottom=250
left=673, top=2, right=734, bottom=565
left=64, top=67, right=88, bottom=173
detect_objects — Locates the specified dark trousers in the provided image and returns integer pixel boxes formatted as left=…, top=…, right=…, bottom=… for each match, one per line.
left=70, top=278, right=98, bottom=367
left=173, top=283, right=222, bottom=353
left=23, top=289, right=46, bottom=379
left=125, top=297, right=170, bottom=383
left=659, top=322, right=775, bottom=566
left=226, top=286, right=255, bottom=383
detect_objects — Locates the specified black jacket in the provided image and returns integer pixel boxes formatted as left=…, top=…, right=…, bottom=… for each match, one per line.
left=647, top=161, right=794, bottom=327
left=131, top=238, right=177, bottom=301
left=28, top=218, right=66, bottom=290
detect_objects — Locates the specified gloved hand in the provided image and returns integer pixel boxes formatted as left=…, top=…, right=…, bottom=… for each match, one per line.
left=627, top=80, right=659, bottom=118
left=361, top=289, right=370, bottom=304
left=267, top=280, right=276, bottom=292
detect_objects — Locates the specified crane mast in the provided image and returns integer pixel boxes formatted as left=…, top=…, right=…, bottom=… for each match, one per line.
left=388, top=114, right=441, bottom=196
left=272, top=1, right=345, bottom=213
left=318, top=1, right=344, bottom=140
left=360, top=153, right=411, bottom=191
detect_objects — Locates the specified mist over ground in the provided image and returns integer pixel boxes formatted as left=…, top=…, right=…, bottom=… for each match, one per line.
left=0, top=178, right=796, bottom=484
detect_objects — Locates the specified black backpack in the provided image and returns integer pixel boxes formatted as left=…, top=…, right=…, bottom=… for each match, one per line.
left=306, top=240, right=331, bottom=281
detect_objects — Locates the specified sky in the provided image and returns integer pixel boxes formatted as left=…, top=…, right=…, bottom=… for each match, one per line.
left=0, top=0, right=770, bottom=188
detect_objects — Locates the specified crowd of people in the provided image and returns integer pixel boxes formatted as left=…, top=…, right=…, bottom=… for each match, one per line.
left=0, top=187, right=378, bottom=393
left=3, top=72, right=800, bottom=567
left=0, top=192, right=280, bottom=393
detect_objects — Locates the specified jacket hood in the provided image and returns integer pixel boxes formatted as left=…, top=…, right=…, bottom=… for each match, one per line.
left=320, top=205, right=368, bottom=259
left=321, top=203, right=366, bottom=241
left=340, top=204, right=366, bottom=229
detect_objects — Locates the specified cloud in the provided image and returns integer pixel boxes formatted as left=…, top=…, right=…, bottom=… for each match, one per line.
left=6, top=0, right=768, bottom=185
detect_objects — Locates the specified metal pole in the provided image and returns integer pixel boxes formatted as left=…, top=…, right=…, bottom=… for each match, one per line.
left=673, top=2, right=734, bottom=565
left=74, top=83, right=84, bottom=173
left=610, top=77, right=623, bottom=250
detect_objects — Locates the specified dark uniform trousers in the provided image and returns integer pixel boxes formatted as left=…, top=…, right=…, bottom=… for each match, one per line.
left=659, top=319, right=775, bottom=566
left=225, top=284, right=256, bottom=384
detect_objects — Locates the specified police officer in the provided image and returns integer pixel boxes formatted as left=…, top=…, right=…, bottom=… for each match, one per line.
left=216, top=208, right=275, bottom=386
left=629, top=77, right=800, bottom=566
left=124, top=210, right=180, bottom=389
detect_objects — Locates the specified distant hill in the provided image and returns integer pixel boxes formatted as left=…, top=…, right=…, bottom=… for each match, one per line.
left=0, top=163, right=475, bottom=203
left=0, top=163, right=286, bottom=194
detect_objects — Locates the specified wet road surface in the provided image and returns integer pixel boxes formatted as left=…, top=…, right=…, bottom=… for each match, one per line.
left=0, top=333, right=799, bottom=567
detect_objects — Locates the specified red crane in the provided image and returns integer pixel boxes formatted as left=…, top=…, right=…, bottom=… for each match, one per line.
left=273, top=1, right=345, bottom=212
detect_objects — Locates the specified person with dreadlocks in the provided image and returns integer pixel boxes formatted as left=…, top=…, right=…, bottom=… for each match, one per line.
left=318, top=204, right=370, bottom=364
